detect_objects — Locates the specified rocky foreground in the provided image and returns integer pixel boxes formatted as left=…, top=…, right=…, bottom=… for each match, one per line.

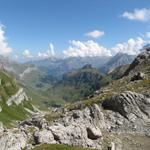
left=0, top=91, right=150, bottom=150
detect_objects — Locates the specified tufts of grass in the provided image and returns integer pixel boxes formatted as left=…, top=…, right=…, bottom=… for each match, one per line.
left=31, top=144, right=92, bottom=150
left=44, top=112, right=64, bottom=122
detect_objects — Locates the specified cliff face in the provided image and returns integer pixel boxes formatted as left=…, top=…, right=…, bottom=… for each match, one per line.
left=102, top=91, right=150, bottom=122
left=6, top=88, right=28, bottom=106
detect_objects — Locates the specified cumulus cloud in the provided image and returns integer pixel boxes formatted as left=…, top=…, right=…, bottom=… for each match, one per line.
left=122, top=8, right=150, bottom=22
left=85, top=30, right=105, bottom=38
left=63, top=37, right=146, bottom=57
left=37, top=43, right=55, bottom=59
left=0, top=24, right=12, bottom=56
left=22, top=49, right=33, bottom=58
left=111, top=37, right=145, bottom=55
left=63, top=40, right=112, bottom=57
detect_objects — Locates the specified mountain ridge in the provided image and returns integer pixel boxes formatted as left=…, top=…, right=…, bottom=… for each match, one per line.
left=100, top=52, right=136, bottom=73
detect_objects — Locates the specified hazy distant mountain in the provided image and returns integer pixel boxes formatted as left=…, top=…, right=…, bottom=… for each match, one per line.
left=100, top=52, right=136, bottom=73
left=27, top=56, right=111, bottom=78
left=0, top=56, right=44, bottom=90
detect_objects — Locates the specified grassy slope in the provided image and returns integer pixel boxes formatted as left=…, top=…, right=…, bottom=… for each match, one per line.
left=0, top=70, right=34, bottom=126
left=108, top=64, right=129, bottom=79
left=24, top=86, right=66, bottom=110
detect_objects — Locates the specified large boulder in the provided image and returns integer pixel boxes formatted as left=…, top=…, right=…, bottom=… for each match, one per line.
left=86, top=126, right=102, bottom=140
left=34, top=129, right=56, bottom=144
left=102, top=91, right=150, bottom=122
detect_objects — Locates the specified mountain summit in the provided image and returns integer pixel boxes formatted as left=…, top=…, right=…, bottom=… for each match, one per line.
left=100, top=52, right=135, bottom=73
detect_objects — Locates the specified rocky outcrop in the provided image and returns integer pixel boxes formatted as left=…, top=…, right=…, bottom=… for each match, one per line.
left=17, top=91, right=150, bottom=149
left=130, top=72, right=146, bottom=81
left=102, top=91, right=150, bottom=122
left=20, top=114, right=47, bottom=129
left=47, top=123, right=102, bottom=149
left=0, top=128, right=27, bottom=150
left=124, top=47, right=150, bottom=76
left=1, top=91, right=150, bottom=150
left=21, top=105, right=104, bottom=149
left=6, top=88, right=28, bottom=106
left=34, top=129, right=56, bottom=144
left=102, top=91, right=150, bottom=136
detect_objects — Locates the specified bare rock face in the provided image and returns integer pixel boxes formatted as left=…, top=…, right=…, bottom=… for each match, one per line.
left=0, top=128, right=27, bottom=150
left=34, top=129, right=56, bottom=144
left=19, top=94, right=150, bottom=149
left=89, top=104, right=106, bottom=129
left=102, top=91, right=150, bottom=122
left=124, top=48, right=150, bottom=76
left=46, top=123, right=102, bottom=149
left=20, top=114, right=47, bottom=129
left=21, top=104, right=104, bottom=149
left=38, top=105, right=104, bottom=149
left=6, top=88, right=28, bottom=106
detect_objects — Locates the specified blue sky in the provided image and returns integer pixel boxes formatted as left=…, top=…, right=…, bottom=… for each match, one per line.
left=0, top=0, right=150, bottom=61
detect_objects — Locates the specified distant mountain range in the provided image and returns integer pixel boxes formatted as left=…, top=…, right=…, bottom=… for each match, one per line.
left=0, top=53, right=136, bottom=92
left=27, top=56, right=110, bottom=78
left=99, top=52, right=136, bottom=73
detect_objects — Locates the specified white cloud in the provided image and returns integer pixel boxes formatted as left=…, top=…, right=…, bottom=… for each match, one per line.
left=22, top=49, right=33, bottom=58
left=63, top=37, right=145, bottom=58
left=111, top=37, right=145, bottom=55
left=63, top=40, right=112, bottom=57
left=0, top=24, right=12, bottom=56
left=85, top=30, right=105, bottom=38
left=122, top=8, right=150, bottom=22
left=146, top=32, right=150, bottom=38
left=37, top=43, right=55, bottom=59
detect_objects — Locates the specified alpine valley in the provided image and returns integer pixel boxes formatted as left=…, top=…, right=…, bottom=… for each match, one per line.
left=0, top=45, right=149, bottom=150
